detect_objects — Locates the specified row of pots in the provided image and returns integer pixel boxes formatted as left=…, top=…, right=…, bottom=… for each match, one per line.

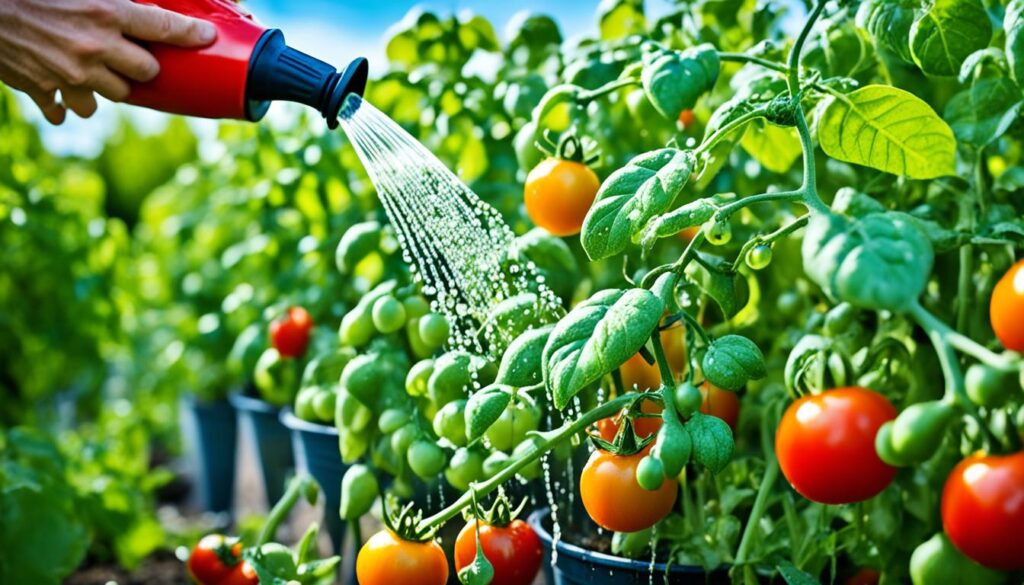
left=184, top=394, right=726, bottom=584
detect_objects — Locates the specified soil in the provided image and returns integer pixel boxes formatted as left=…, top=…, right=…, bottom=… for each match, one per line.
left=64, top=550, right=189, bottom=585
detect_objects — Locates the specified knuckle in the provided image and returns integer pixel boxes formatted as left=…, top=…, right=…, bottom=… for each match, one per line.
left=84, top=0, right=117, bottom=24
left=63, top=67, right=89, bottom=87
left=157, top=12, right=176, bottom=38
left=72, top=39, right=105, bottom=59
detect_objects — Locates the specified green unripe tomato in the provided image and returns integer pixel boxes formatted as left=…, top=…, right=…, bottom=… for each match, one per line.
left=390, top=423, right=418, bottom=454
left=253, top=348, right=299, bottom=407
left=339, top=428, right=371, bottom=463
left=653, top=419, right=691, bottom=478
left=674, top=381, right=704, bottom=416
left=338, top=390, right=372, bottom=432
left=408, top=440, right=447, bottom=479
left=378, top=408, right=411, bottom=434
left=445, top=447, right=485, bottom=491
left=339, top=464, right=379, bottom=520
left=418, top=313, right=451, bottom=349
left=777, top=291, right=801, bottom=318
left=484, top=400, right=541, bottom=452
left=483, top=451, right=511, bottom=476
left=339, top=307, right=375, bottom=347
left=823, top=302, right=856, bottom=337
left=403, top=296, right=431, bottom=319
left=406, top=359, right=434, bottom=397
left=511, top=437, right=543, bottom=480
left=636, top=455, right=666, bottom=491
left=257, top=543, right=298, bottom=580
left=371, top=295, right=406, bottom=333
left=910, top=533, right=1007, bottom=585
left=745, top=244, right=773, bottom=270
left=294, top=386, right=319, bottom=421
left=703, top=219, right=732, bottom=246
left=311, top=387, right=337, bottom=423
left=965, top=363, right=1017, bottom=408
left=433, top=399, right=469, bottom=446
left=404, top=317, right=434, bottom=360
left=890, top=400, right=955, bottom=463
left=428, top=351, right=474, bottom=406
left=874, top=420, right=909, bottom=467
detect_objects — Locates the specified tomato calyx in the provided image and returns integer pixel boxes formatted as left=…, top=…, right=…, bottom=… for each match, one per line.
left=465, top=487, right=527, bottom=528
left=590, top=409, right=657, bottom=456
left=382, top=495, right=439, bottom=542
left=209, top=535, right=243, bottom=568
left=534, top=128, right=599, bottom=166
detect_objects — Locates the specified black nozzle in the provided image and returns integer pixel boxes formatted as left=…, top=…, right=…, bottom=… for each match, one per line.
left=246, top=29, right=368, bottom=128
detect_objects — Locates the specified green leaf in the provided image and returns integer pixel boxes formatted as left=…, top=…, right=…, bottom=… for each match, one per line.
left=496, top=325, right=554, bottom=387
left=684, top=412, right=734, bottom=474
left=598, top=0, right=646, bottom=40
left=702, top=335, right=767, bottom=391
left=479, top=293, right=550, bottom=356
left=465, top=385, right=512, bottom=441
left=777, top=560, right=822, bottom=585
left=1007, top=0, right=1024, bottom=85
left=641, top=44, right=720, bottom=119
left=542, top=289, right=664, bottom=409
left=582, top=149, right=696, bottom=261
left=687, top=260, right=747, bottom=318
left=856, top=0, right=918, bottom=63
left=802, top=211, right=934, bottom=312
left=817, top=85, right=956, bottom=179
left=739, top=119, right=802, bottom=173
left=945, top=77, right=1024, bottom=146
left=909, top=0, right=992, bottom=77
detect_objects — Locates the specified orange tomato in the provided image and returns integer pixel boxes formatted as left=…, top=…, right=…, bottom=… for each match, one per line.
left=991, top=259, right=1024, bottom=352
left=699, top=382, right=740, bottom=432
left=597, top=396, right=662, bottom=442
left=580, top=446, right=677, bottom=532
left=523, top=158, right=599, bottom=237
left=678, top=109, right=695, bottom=128
left=356, top=530, right=449, bottom=585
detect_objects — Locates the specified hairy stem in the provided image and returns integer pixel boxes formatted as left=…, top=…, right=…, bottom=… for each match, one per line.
left=715, top=190, right=804, bottom=222
left=794, top=110, right=828, bottom=213
left=787, top=1, right=827, bottom=95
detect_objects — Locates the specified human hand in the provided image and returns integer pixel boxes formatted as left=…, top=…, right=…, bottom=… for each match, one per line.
left=0, top=0, right=217, bottom=124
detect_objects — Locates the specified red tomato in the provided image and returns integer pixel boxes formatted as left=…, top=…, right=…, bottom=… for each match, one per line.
left=941, top=451, right=1024, bottom=570
left=219, top=562, right=258, bottom=585
left=356, top=530, right=449, bottom=585
left=845, top=568, right=880, bottom=585
left=597, top=397, right=663, bottom=442
left=678, top=226, right=701, bottom=241
left=580, top=446, right=677, bottom=532
left=187, top=534, right=241, bottom=585
left=454, top=519, right=542, bottom=585
left=524, top=158, right=599, bottom=237
left=678, top=109, right=695, bottom=128
left=775, top=387, right=897, bottom=504
left=700, top=382, right=740, bottom=433
left=270, top=306, right=313, bottom=358
left=990, top=259, right=1024, bottom=352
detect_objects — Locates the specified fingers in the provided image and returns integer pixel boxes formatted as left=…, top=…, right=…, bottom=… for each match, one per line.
left=29, top=91, right=67, bottom=125
left=104, top=38, right=160, bottom=83
left=60, top=87, right=98, bottom=118
left=120, top=3, right=216, bottom=47
left=89, top=66, right=131, bottom=102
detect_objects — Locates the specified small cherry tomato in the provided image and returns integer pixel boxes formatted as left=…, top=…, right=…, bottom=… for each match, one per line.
left=699, top=382, right=740, bottom=433
left=942, top=451, right=1024, bottom=570
left=270, top=306, right=313, bottom=358
left=678, top=109, right=695, bottom=128
left=454, top=520, right=543, bottom=585
left=776, top=387, right=897, bottom=504
left=356, top=530, right=449, bottom=585
left=580, top=446, right=677, bottom=532
left=219, top=561, right=258, bottom=585
left=845, top=568, right=880, bottom=585
left=524, top=158, right=600, bottom=237
left=990, top=259, right=1024, bottom=352
left=187, top=534, right=242, bottom=585
left=678, top=226, right=701, bottom=242
left=597, top=396, right=663, bottom=442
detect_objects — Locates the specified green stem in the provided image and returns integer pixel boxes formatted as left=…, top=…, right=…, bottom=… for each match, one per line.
left=715, top=190, right=804, bottom=222
left=787, top=1, right=827, bottom=95
left=694, top=107, right=769, bottom=158
left=651, top=330, right=676, bottom=388
left=794, top=110, right=828, bottom=213
left=732, top=214, right=810, bottom=271
left=579, top=77, right=640, bottom=103
left=417, top=393, right=641, bottom=531
left=718, top=52, right=789, bottom=75
left=956, top=156, right=983, bottom=333
left=908, top=301, right=1002, bottom=449
left=734, top=457, right=779, bottom=566
left=912, top=302, right=1017, bottom=371
left=258, top=476, right=317, bottom=545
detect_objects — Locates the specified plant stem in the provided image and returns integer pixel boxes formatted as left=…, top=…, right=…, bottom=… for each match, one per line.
left=794, top=110, right=828, bottom=213
left=715, top=190, right=804, bottom=222
left=732, top=214, right=810, bottom=271
left=734, top=456, right=779, bottom=566
left=955, top=155, right=983, bottom=332
left=651, top=330, right=676, bottom=388
left=579, top=77, right=640, bottom=103
left=694, top=107, right=769, bottom=158
left=417, top=393, right=640, bottom=531
left=787, top=1, right=827, bottom=95
left=908, top=301, right=1002, bottom=450
left=258, top=476, right=317, bottom=545
left=911, top=301, right=1017, bottom=371
left=718, top=52, right=789, bottom=75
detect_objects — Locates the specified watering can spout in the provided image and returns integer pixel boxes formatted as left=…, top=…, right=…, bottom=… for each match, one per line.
left=246, top=31, right=368, bottom=128
left=124, top=0, right=367, bottom=127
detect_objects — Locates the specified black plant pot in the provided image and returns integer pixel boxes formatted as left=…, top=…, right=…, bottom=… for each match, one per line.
left=230, top=393, right=294, bottom=507
left=280, top=409, right=348, bottom=553
left=182, top=395, right=237, bottom=514
left=528, top=508, right=731, bottom=585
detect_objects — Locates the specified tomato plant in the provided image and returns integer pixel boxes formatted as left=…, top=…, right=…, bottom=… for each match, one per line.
left=270, top=306, right=314, bottom=358
left=580, top=446, right=678, bottom=533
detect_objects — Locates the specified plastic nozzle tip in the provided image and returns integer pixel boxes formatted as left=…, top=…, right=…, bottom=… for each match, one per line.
left=325, top=57, right=369, bottom=129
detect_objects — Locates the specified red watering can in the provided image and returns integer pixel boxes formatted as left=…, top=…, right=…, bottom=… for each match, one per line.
left=126, top=0, right=367, bottom=128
